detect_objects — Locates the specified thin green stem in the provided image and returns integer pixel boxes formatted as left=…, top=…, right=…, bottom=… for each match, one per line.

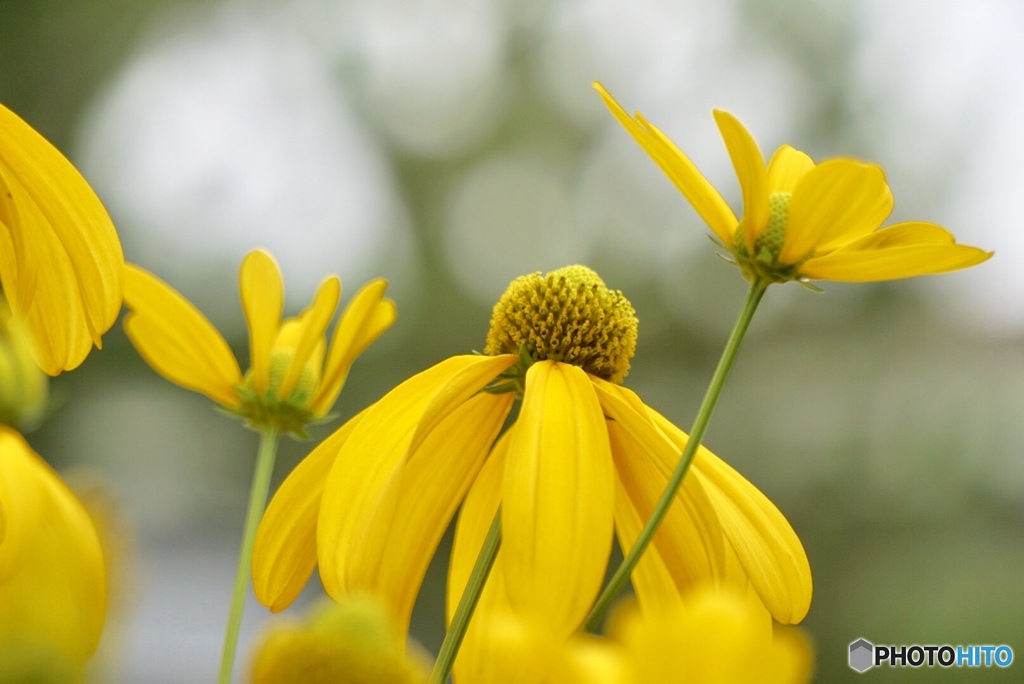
left=583, top=279, right=768, bottom=632
left=429, top=507, right=502, bottom=684
left=218, top=428, right=280, bottom=684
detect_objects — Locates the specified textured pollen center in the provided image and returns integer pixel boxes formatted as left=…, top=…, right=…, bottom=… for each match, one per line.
left=484, top=265, right=638, bottom=383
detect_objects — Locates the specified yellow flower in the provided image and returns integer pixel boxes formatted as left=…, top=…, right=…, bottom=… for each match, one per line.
left=249, top=595, right=430, bottom=684
left=606, top=587, right=814, bottom=684
left=595, top=84, right=992, bottom=285
left=0, top=103, right=124, bottom=375
left=253, top=266, right=811, bottom=638
left=122, top=249, right=396, bottom=435
left=0, top=427, right=107, bottom=682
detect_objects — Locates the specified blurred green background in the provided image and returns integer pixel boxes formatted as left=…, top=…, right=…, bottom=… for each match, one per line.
left=3, top=0, right=1022, bottom=681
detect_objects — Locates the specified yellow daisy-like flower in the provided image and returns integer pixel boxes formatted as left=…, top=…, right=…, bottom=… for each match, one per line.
left=253, top=266, right=811, bottom=638
left=595, top=84, right=991, bottom=285
left=249, top=595, right=430, bottom=684
left=606, top=588, right=813, bottom=684
left=448, top=585, right=812, bottom=684
left=122, top=249, right=396, bottom=435
left=0, top=103, right=123, bottom=375
left=0, top=427, right=107, bottom=682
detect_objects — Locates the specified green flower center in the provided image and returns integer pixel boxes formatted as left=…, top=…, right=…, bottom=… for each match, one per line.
left=484, top=265, right=638, bottom=384
left=234, top=349, right=321, bottom=436
left=731, top=191, right=813, bottom=285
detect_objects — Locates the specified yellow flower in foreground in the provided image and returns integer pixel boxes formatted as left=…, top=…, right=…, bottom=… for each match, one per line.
left=595, top=84, right=991, bottom=285
left=451, top=585, right=812, bottom=684
left=254, top=266, right=811, bottom=639
left=0, top=103, right=123, bottom=375
left=122, top=249, right=396, bottom=435
left=250, top=595, right=430, bottom=684
left=0, top=427, right=107, bottom=682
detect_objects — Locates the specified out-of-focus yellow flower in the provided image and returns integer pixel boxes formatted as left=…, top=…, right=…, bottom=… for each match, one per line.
left=254, top=266, right=810, bottom=638
left=123, top=249, right=395, bottom=436
left=607, top=587, right=813, bottom=684
left=452, top=585, right=810, bottom=684
left=0, top=300, right=47, bottom=430
left=0, top=427, right=107, bottom=682
left=249, top=595, right=430, bottom=684
left=596, top=84, right=991, bottom=285
left=0, top=103, right=123, bottom=375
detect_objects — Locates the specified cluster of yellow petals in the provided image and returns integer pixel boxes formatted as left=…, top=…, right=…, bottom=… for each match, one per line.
left=0, top=103, right=123, bottom=375
left=596, top=83, right=991, bottom=285
left=122, top=249, right=396, bottom=435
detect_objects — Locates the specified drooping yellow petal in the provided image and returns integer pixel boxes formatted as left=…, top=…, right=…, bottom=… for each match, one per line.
left=647, top=409, right=813, bottom=624
left=592, top=380, right=730, bottom=593
left=449, top=436, right=564, bottom=684
left=766, top=146, right=814, bottom=194
left=316, top=355, right=512, bottom=628
left=239, top=250, right=284, bottom=397
left=342, top=392, right=512, bottom=632
left=713, top=109, right=769, bottom=254
left=252, top=408, right=368, bottom=612
left=610, top=474, right=685, bottom=619
left=123, top=264, right=243, bottom=408
left=594, top=83, right=738, bottom=246
left=277, top=275, right=340, bottom=402
left=502, top=361, right=615, bottom=637
left=800, top=221, right=994, bottom=282
left=0, top=104, right=123, bottom=375
left=781, top=159, right=892, bottom=264
left=448, top=429, right=511, bottom=625
left=408, top=354, right=517, bottom=458
left=312, top=279, right=396, bottom=416
left=0, top=428, right=106, bottom=671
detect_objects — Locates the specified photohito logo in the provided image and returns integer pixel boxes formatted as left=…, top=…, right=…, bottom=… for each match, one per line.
left=849, top=638, right=1013, bottom=672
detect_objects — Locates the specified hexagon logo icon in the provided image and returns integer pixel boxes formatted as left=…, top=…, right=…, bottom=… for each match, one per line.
left=849, top=638, right=875, bottom=672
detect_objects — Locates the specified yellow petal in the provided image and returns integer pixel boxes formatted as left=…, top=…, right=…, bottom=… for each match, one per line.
left=448, top=429, right=511, bottom=624
left=647, top=410, right=813, bottom=624
left=313, top=279, right=397, bottom=416
left=610, top=474, right=685, bottom=618
left=277, top=275, right=340, bottom=402
left=449, top=441, right=566, bottom=684
left=713, top=109, right=768, bottom=254
left=408, top=354, right=517, bottom=458
left=0, top=427, right=106, bottom=665
left=252, top=408, right=367, bottom=612
left=123, top=264, right=243, bottom=407
left=316, top=356, right=512, bottom=629
left=594, top=83, right=737, bottom=246
left=781, top=159, right=892, bottom=264
left=345, top=392, right=512, bottom=632
left=502, top=361, right=615, bottom=637
left=800, top=221, right=994, bottom=282
left=766, top=145, right=814, bottom=194
left=0, top=104, right=123, bottom=374
left=592, top=380, right=729, bottom=592
left=239, top=250, right=284, bottom=396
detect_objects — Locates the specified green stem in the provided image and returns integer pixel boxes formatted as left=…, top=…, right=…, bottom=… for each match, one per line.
left=583, top=279, right=768, bottom=632
left=429, top=507, right=502, bottom=684
left=218, top=428, right=280, bottom=684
